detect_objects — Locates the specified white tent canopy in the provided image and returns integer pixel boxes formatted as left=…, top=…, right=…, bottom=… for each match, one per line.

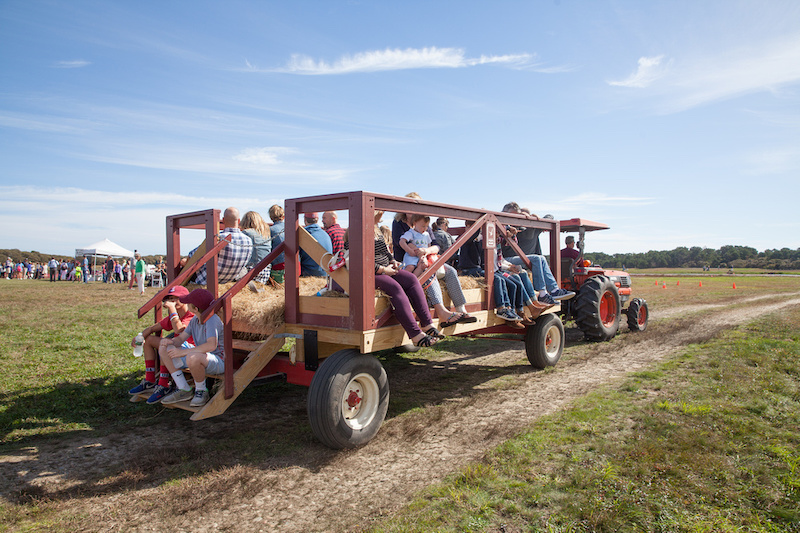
left=75, top=238, right=135, bottom=258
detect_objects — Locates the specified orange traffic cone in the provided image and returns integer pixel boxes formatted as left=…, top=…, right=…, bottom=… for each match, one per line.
left=655, top=280, right=658, bottom=285
left=699, top=281, right=703, bottom=287
left=662, top=283, right=667, bottom=289
left=733, top=283, right=737, bottom=289
left=677, top=280, right=680, bottom=286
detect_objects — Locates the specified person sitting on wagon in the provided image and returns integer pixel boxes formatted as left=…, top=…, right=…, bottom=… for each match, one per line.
left=392, top=192, right=477, bottom=328
left=300, top=212, right=333, bottom=277
left=561, top=235, right=581, bottom=260
left=432, top=217, right=457, bottom=267
left=457, top=223, right=525, bottom=325
left=268, top=204, right=286, bottom=283
left=322, top=211, right=346, bottom=256
left=240, top=210, right=272, bottom=285
left=128, top=285, right=195, bottom=404
left=399, top=214, right=436, bottom=276
left=351, top=209, right=444, bottom=348
left=184, top=207, right=253, bottom=286
left=500, top=202, right=575, bottom=305
left=159, top=288, right=224, bottom=408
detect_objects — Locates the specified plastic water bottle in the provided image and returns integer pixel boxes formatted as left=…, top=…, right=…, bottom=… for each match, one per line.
left=133, top=334, right=144, bottom=357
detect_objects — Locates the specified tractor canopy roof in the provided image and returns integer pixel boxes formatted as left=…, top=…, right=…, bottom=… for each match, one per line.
left=559, top=218, right=610, bottom=233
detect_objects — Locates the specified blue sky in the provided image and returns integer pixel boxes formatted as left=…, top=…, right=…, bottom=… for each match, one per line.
left=1, top=0, right=799, bottom=257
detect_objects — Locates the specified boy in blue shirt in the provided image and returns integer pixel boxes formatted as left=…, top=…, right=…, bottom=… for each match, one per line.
left=159, top=288, right=224, bottom=407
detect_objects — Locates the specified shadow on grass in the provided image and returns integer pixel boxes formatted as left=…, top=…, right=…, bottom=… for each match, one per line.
left=1, top=335, right=554, bottom=506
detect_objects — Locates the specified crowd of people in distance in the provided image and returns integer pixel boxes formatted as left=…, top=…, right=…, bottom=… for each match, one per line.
left=4, top=257, right=49, bottom=280
left=127, top=198, right=581, bottom=406
left=4, top=253, right=160, bottom=292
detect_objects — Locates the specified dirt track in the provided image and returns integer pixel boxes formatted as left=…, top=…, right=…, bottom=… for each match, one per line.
left=4, top=293, right=800, bottom=532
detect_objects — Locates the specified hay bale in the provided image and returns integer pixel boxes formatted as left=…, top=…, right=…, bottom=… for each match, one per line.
left=209, top=278, right=329, bottom=334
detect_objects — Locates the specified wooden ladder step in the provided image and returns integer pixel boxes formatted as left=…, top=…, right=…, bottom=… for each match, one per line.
left=160, top=399, right=200, bottom=413
left=190, top=326, right=286, bottom=421
left=232, top=339, right=264, bottom=352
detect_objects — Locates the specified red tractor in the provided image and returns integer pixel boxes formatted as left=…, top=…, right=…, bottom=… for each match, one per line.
left=557, top=218, right=649, bottom=341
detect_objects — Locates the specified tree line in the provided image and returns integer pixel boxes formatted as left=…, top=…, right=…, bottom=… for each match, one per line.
left=585, top=245, right=800, bottom=270
left=4, top=245, right=799, bottom=272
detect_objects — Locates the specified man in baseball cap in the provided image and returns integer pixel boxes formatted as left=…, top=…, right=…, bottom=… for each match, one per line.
left=562, top=235, right=581, bottom=260
left=159, top=288, right=225, bottom=407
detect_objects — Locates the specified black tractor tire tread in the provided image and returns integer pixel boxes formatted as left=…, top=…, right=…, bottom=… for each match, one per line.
left=626, top=298, right=649, bottom=332
left=573, top=275, right=621, bottom=342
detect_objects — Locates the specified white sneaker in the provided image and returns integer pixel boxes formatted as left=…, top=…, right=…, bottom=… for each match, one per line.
left=190, top=389, right=210, bottom=407
left=160, top=388, right=193, bottom=405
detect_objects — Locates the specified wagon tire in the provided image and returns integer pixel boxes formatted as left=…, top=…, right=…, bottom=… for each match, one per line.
left=626, top=298, right=649, bottom=332
left=307, top=349, right=389, bottom=449
left=574, top=275, right=621, bottom=341
left=525, top=314, right=565, bottom=369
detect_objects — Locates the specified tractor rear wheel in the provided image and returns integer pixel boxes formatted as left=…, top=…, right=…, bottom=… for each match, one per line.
left=574, top=275, right=621, bottom=341
left=307, top=349, right=389, bottom=449
left=626, top=298, right=649, bottom=332
left=525, top=314, right=565, bottom=369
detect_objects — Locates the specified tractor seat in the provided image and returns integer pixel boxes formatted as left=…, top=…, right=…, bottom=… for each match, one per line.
left=561, top=257, right=575, bottom=279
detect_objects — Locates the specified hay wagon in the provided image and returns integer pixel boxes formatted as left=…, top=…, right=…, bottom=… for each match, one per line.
left=135, top=191, right=565, bottom=449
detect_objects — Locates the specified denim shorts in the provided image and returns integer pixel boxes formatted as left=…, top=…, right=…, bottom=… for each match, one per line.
left=174, top=353, right=225, bottom=375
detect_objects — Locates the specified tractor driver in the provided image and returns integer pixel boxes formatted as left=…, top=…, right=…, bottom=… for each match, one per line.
left=561, top=235, right=581, bottom=260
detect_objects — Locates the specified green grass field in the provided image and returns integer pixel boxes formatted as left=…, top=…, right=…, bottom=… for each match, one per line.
left=365, top=308, right=800, bottom=532
left=0, top=281, right=149, bottom=445
left=1, top=274, right=799, bottom=531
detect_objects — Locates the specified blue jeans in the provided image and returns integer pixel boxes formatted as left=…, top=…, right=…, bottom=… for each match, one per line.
left=507, top=255, right=558, bottom=292
left=493, top=273, right=513, bottom=308
left=503, top=272, right=534, bottom=308
left=461, top=267, right=485, bottom=278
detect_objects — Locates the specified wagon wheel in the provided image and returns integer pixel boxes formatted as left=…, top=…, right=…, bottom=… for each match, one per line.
left=574, top=275, right=621, bottom=341
left=524, top=314, right=565, bottom=369
left=307, top=349, right=389, bottom=449
left=626, top=298, right=649, bottom=332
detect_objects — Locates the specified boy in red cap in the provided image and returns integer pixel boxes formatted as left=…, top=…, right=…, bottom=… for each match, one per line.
left=159, top=288, right=225, bottom=407
left=128, top=285, right=195, bottom=404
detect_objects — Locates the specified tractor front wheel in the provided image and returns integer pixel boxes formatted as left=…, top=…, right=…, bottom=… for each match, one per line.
left=574, top=275, right=621, bottom=341
left=307, top=349, right=389, bottom=449
left=626, top=298, right=649, bottom=332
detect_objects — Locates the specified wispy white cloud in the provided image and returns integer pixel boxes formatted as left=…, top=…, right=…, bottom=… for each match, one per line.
left=77, top=142, right=351, bottom=182
left=743, top=146, right=800, bottom=175
left=537, top=192, right=656, bottom=211
left=257, top=47, right=535, bottom=75
left=233, top=146, right=298, bottom=165
left=0, top=111, right=92, bottom=133
left=608, top=55, right=667, bottom=88
left=666, top=35, right=800, bottom=111
left=53, top=60, right=91, bottom=68
left=608, top=34, right=800, bottom=112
